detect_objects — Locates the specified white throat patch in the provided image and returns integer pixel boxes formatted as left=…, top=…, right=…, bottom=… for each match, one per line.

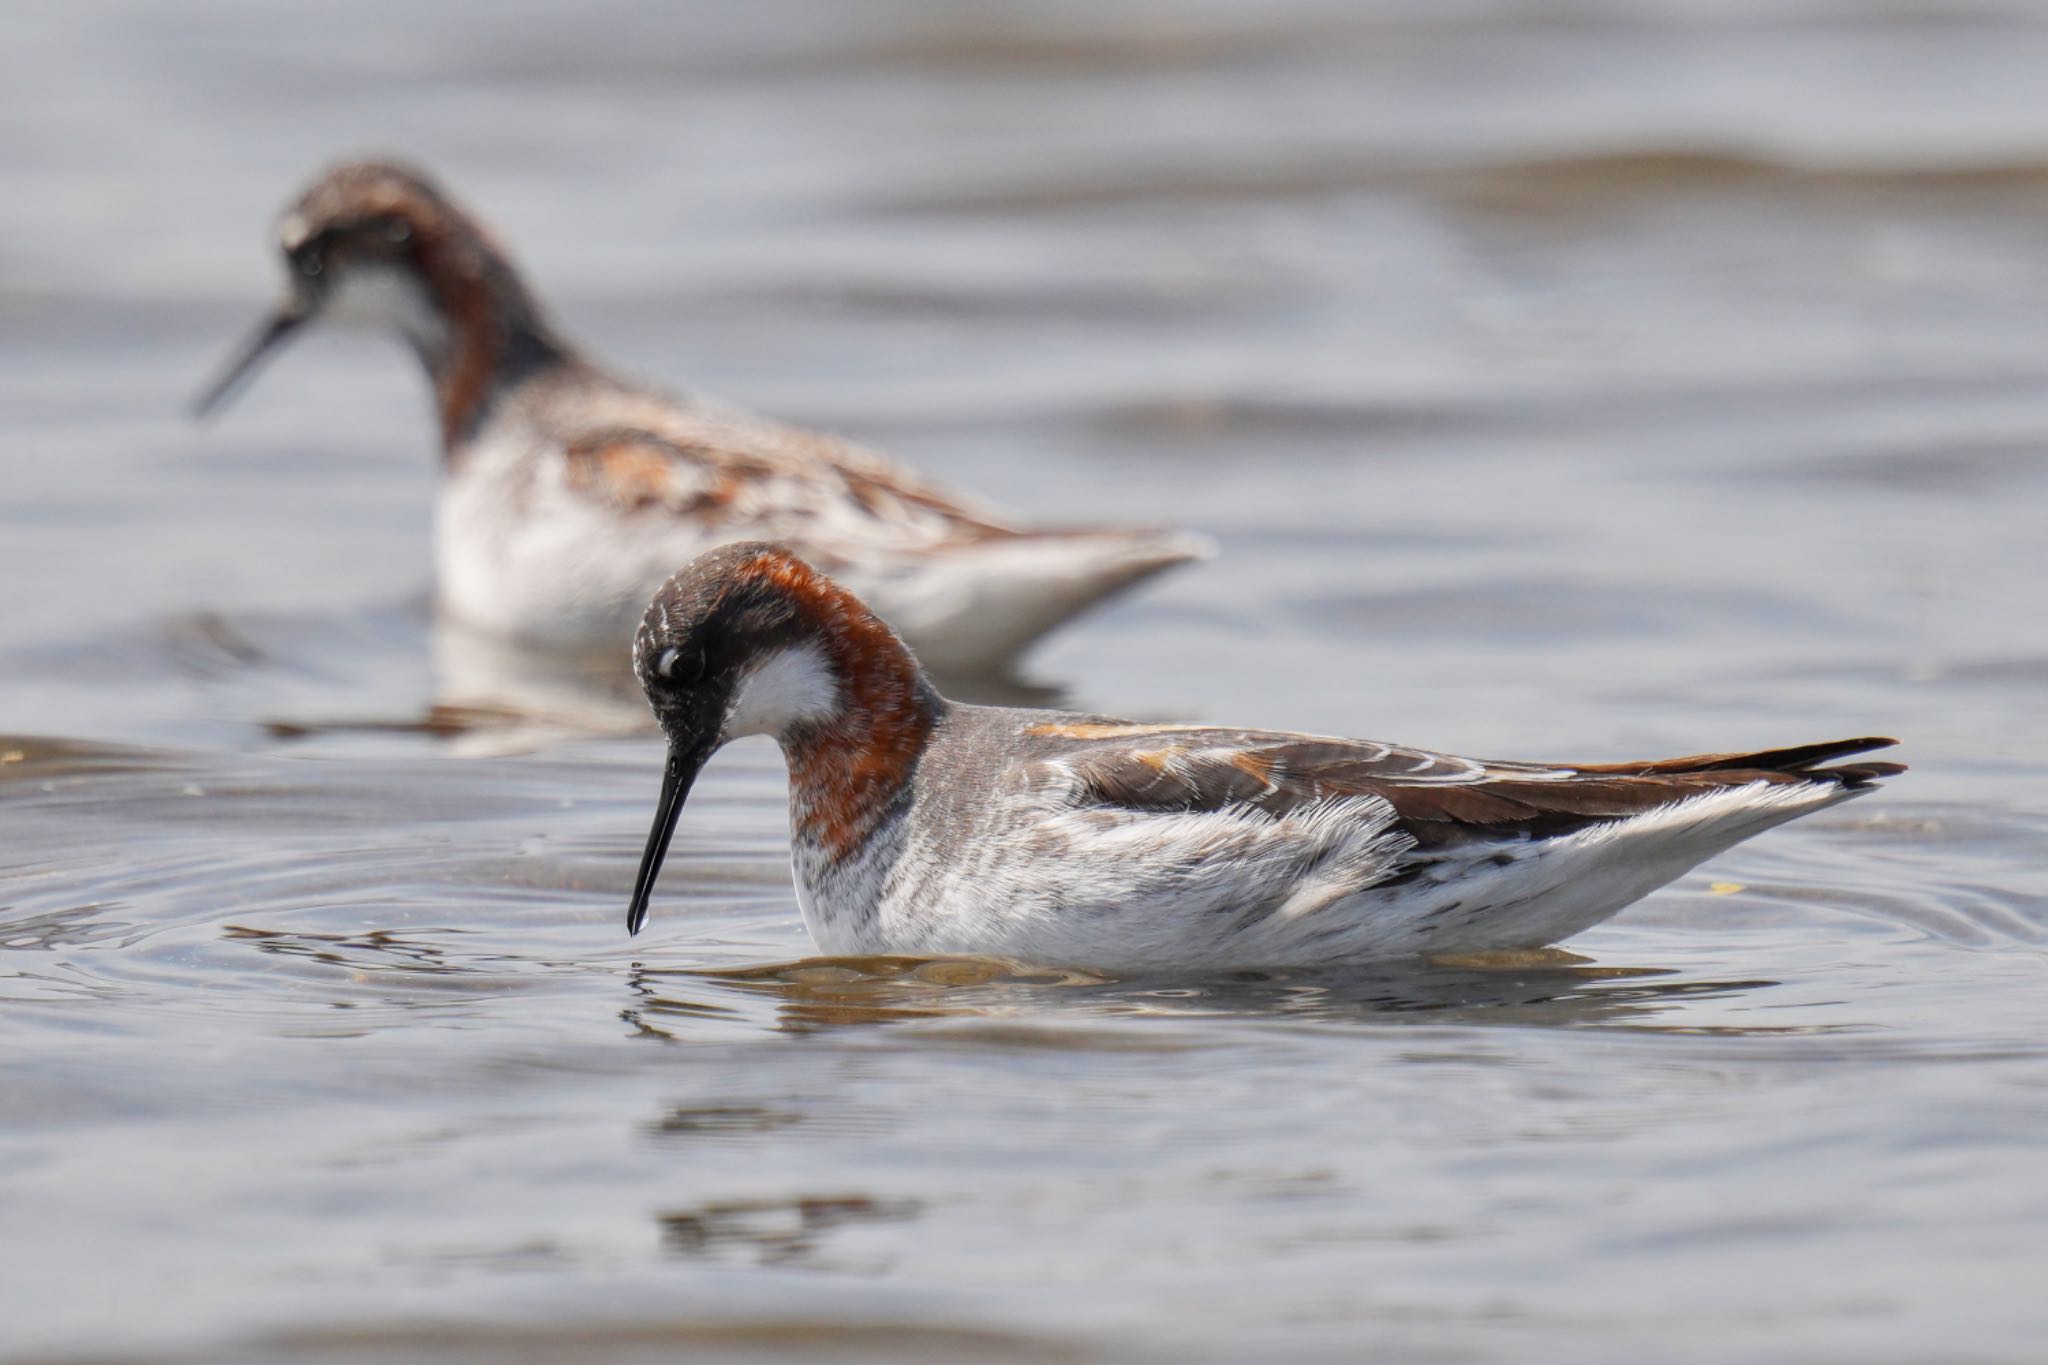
left=722, top=642, right=840, bottom=741
left=321, top=263, right=445, bottom=351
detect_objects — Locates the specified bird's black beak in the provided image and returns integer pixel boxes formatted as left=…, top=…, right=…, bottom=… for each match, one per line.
left=191, top=301, right=311, bottom=418
left=627, top=742, right=710, bottom=936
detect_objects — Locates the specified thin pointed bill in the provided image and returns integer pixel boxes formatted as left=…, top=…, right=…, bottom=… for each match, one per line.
left=191, top=303, right=309, bottom=418
left=627, top=744, right=708, bottom=935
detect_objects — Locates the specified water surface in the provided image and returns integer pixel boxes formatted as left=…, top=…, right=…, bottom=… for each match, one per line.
left=3, top=2, right=2047, bottom=1361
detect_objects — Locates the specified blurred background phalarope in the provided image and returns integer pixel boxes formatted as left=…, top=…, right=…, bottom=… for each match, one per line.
left=195, top=158, right=1208, bottom=676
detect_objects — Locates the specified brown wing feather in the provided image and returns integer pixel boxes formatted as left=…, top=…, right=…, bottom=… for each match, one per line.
left=1576, top=736, right=1901, bottom=777
left=1055, top=728, right=1903, bottom=850
left=560, top=416, right=1016, bottom=544
left=563, top=429, right=762, bottom=517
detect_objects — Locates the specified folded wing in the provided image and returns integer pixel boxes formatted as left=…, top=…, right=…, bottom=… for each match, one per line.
left=1046, top=725, right=1904, bottom=852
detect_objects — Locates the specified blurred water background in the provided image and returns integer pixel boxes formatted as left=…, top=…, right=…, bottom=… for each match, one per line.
left=3, top=1, right=2047, bottom=1361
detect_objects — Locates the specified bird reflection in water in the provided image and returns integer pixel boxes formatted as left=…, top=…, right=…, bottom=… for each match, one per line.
left=619, top=950, right=1787, bottom=1039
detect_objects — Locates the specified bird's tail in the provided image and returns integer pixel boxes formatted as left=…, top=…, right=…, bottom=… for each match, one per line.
left=861, top=525, right=1212, bottom=676
left=1587, top=736, right=1906, bottom=789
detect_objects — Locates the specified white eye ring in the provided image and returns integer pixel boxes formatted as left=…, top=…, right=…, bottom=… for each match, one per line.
left=656, top=647, right=680, bottom=677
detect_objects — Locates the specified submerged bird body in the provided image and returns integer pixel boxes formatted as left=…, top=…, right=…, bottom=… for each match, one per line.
left=629, top=544, right=1904, bottom=971
left=197, top=160, right=1202, bottom=672
left=785, top=710, right=1889, bottom=968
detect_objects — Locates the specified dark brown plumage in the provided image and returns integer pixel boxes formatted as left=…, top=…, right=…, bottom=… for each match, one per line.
left=1047, top=728, right=1904, bottom=851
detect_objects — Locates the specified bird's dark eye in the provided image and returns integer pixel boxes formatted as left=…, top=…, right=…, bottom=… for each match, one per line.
left=296, top=249, right=323, bottom=278
left=657, top=645, right=706, bottom=686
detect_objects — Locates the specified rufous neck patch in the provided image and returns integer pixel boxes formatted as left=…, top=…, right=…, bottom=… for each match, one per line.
left=740, top=550, right=937, bottom=862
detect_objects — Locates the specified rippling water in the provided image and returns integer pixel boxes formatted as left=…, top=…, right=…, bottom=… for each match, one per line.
left=4, top=2, right=2048, bottom=1361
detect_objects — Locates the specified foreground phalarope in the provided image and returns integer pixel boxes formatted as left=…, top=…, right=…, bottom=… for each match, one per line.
left=192, top=159, right=1206, bottom=674
left=626, top=544, right=1905, bottom=970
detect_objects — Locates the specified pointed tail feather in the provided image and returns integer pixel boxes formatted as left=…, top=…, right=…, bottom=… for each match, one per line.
left=1589, top=736, right=1904, bottom=785
left=868, top=526, right=1211, bottom=674
left=1807, top=758, right=1907, bottom=788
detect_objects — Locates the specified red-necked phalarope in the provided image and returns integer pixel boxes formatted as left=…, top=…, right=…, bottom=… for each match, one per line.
left=625, top=543, right=1905, bottom=970
left=193, top=158, right=1207, bottom=674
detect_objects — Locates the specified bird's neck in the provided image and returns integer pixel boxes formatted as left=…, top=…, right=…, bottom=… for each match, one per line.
left=772, top=587, right=943, bottom=864
left=401, top=222, right=571, bottom=458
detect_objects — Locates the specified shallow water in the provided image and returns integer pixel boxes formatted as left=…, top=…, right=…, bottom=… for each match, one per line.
left=4, top=1, right=2048, bottom=1361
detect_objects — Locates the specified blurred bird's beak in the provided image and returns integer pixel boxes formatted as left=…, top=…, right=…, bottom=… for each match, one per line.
left=191, top=301, right=310, bottom=418
left=627, top=743, right=710, bottom=935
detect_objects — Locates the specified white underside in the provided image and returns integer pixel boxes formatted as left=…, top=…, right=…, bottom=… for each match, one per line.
left=795, top=777, right=1868, bottom=971
left=434, top=426, right=1207, bottom=672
